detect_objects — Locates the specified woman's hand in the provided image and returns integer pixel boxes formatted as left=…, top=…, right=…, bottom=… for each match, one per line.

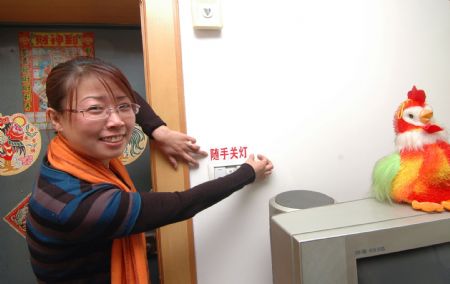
left=152, top=126, right=208, bottom=169
left=245, top=154, right=273, bottom=181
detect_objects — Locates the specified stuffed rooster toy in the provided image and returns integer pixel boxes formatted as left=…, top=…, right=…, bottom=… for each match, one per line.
left=372, top=86, right=450, bottom=212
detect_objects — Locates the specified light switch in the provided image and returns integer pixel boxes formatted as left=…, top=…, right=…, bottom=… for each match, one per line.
left=191, top=0, right=223, bottom=30
left=214, top=167, right=227, bottom=178
left=208, top=162, right=242, bottom=180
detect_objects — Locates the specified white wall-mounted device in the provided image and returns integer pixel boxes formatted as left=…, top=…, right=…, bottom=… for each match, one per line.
left=208, top=160, right=243, bottom=180
left=191, top=0, right=223, bottom=30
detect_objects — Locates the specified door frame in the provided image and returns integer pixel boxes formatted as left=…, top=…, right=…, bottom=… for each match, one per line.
left=139, top=1, right=197, bottom=283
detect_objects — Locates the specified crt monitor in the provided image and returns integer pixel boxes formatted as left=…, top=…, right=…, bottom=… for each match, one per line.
left=270, top=198, right=450, bottom=284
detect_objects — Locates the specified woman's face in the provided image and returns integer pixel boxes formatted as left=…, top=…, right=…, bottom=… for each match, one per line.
left=51, top=76, right=135, bottom=167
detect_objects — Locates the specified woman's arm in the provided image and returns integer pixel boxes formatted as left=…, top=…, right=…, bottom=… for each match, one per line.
left=133, top=91, right=208, bottom=168
left=131, top=163, right=255, bottom=233
left=134, top=91, right=166, bottom=138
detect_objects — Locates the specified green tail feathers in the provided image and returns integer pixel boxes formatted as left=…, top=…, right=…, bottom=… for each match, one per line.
left=371, top=153, right=400, bottom=203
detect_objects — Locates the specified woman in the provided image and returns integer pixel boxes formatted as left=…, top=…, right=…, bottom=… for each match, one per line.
left=26, top=57, right=273, bottom=283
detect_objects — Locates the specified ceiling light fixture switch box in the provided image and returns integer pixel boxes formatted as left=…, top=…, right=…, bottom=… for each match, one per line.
left=191, top=0, right=223, bottom=30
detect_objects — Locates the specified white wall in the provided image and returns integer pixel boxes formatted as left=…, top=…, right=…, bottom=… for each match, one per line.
left=178, top=1, right=450, bottom=283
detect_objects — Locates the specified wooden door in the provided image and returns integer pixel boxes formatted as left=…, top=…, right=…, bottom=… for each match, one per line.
left=140, top=1, right=197, bottom=283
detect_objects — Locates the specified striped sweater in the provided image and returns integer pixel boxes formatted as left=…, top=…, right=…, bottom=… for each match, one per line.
left=26, top=158, right=255, bottom=283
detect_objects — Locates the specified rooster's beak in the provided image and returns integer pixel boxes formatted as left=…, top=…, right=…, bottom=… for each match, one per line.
left=420, top=109, right=433, bottom=124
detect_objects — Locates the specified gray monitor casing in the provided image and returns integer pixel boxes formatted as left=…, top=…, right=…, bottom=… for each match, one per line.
left=270, top=198, right=450, bottom=284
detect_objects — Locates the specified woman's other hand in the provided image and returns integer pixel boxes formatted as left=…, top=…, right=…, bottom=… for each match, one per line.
left=152, top=126, right=208, bottom=169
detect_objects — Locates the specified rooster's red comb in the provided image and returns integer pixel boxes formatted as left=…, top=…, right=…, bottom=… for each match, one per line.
left=407, top=86, right=426, bottom=104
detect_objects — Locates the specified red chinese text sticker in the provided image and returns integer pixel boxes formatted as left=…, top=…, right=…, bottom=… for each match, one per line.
left=210, top=146, right=247, bottom=160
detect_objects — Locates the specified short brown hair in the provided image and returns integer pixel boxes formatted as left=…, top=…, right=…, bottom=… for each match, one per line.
left=45, top=56, right=136, bottom=114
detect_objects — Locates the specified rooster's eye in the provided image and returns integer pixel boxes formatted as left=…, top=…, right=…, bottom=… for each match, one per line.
left=408, top=114, right=414, bottom=119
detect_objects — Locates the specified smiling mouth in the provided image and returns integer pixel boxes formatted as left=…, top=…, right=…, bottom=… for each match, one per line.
left=100, top=135, right=125, bottom=143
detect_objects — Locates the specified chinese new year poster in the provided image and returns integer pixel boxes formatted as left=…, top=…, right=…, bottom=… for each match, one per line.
left=18, top=32, right=94, bottom=129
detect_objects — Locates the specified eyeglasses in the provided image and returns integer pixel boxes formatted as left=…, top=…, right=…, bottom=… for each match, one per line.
left=64, top=103, right=140, bottom=121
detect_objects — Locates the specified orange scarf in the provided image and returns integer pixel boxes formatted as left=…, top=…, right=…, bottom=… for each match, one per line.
left=47, top=134, right=150, bottom=284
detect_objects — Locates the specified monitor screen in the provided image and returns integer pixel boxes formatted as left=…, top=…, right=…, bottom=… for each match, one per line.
left=357, top=242, right=450, bottom=284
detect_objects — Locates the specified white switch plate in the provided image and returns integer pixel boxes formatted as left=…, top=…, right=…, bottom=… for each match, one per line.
left=191, top=0, right=223, bottom=30
left=208, top=160, right=243, bottom=180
